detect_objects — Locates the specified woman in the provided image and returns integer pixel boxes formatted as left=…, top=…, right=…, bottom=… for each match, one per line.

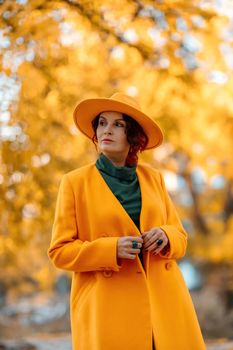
left=48, top=92, right=206, bottom=350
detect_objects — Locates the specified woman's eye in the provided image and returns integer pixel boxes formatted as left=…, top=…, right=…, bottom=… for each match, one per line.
left=99, top=120, right=105, bottom=126
left=115, top=122, right=125, bottom=127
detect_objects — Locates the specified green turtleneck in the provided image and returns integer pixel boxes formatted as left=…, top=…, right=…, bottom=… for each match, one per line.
left=95, top=153, right=141, bottom=230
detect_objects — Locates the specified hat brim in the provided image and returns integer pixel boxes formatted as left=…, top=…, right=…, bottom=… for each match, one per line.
left=73, top=98, right=163, bottom=149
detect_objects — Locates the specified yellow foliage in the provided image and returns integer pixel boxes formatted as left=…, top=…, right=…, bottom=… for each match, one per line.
left=0, top=0, right=233, bottom=289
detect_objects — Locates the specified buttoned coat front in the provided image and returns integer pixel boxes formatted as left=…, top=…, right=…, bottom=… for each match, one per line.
left=48, top=162, right=206, bottom=350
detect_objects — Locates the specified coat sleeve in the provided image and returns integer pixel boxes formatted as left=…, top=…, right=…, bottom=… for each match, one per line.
left=48, top=174, right=121, bottom=273
left=158, top=172, right=188, bottom=260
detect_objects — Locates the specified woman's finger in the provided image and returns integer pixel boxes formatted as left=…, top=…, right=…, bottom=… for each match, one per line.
left=120, top=253, right=137, bottom=260
left=117, top=236, right=143, bottom=260
left=126, top=239, right=143, bottom=249
left=146, top=241, right=159, bottom=252
left=128, top=248, right=141, bottom=254
left=144, top=233, right=160, bottom=249
left=152, top=238, right=169, bottom=255
left=142, top=230, right=153, bottom=243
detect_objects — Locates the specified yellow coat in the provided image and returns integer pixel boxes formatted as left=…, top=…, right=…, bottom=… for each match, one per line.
left=48, top=162, right=206, bottom=350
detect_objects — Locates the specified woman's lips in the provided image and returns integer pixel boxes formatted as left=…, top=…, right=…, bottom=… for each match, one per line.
left=102, top=139, right=113, bottom=143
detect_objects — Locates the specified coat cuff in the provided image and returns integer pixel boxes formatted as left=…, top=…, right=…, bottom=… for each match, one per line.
left=94, top=236, right=122, bottom=272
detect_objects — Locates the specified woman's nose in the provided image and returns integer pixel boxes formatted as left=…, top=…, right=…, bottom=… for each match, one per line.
left=104, top=124, right=113, bottom=134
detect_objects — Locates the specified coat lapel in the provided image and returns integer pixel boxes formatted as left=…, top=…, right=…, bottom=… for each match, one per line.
left=137, top=165, right=166, bottom=232
left=92, top=165, right=141, bottom=236
left=136, top=166, right=152, bottom=233
left=92, top=163, right=158, bottom=235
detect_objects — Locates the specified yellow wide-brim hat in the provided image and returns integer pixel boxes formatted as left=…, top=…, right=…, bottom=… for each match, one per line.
left=73, top=92, right=163, bottom=149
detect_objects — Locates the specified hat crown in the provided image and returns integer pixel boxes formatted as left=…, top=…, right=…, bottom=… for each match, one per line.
left=109, top=92, right=141, bottom=112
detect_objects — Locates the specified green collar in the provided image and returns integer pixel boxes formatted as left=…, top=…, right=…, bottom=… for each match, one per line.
left=96, top=154, right=136, bottom=181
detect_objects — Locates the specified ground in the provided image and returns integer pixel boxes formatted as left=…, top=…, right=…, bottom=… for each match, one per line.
left=1, top=335, right=233, bottom=350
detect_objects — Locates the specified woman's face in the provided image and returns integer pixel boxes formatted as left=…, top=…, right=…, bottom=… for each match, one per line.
left=96, top=111, right=130, bottom=166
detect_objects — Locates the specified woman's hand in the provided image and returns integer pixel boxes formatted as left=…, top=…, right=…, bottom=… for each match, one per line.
left=117, top=236, right=143, bottom=260
left=142, top=227, right=169, bottom=255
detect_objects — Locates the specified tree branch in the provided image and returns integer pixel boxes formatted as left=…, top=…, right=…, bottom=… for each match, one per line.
left=58, top=0, right=159, bottom=61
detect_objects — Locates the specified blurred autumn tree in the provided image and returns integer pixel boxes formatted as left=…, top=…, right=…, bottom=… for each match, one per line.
left=0, top=0, right=233, bottom=290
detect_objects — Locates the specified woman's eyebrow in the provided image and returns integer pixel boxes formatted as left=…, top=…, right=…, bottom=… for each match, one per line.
left=99, top=116, right=125, bottom=122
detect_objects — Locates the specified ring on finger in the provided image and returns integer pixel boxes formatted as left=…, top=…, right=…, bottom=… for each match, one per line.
left=156, top=238, right=163, bottom=247
left=132, top=240, right=138, bottom=249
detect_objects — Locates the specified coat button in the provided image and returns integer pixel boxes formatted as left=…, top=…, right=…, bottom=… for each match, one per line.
left=103, top=270, right=113, bottom=278
left=165, top=262, right=173, bottom=270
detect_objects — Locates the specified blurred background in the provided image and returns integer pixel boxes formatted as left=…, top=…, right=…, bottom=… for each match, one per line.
left=0, top=0, right=233, bottom=349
